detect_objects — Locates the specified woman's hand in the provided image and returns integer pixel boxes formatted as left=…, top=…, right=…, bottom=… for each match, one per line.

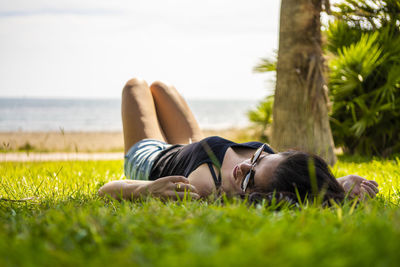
left=141, top=176, right=200, bottom=200
left=337, top=175, right=379, bottom=199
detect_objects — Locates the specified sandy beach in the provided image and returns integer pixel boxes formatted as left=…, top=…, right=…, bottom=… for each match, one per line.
left=0, top=152, right=124, bottom=162
left=0, top=131, right=125, bottom=153
left=0, top=127, right=261, bottom=157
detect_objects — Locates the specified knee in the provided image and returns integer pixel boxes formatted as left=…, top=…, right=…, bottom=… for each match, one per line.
left=150, top=80, right=171, bottom=95
left=124, top=77, right=147, bottom=88
left=122, top=78, right=148, bottom=95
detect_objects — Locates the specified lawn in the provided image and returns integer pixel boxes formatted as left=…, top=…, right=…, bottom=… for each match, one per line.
left=1, top=158, right=400, bottom=267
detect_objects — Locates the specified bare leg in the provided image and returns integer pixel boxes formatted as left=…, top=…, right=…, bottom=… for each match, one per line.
left=150, top=81, right=204, bottom=144
left=122, top=78, right=165, bottom=153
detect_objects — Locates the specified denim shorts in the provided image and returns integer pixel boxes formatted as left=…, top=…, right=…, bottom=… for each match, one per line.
left=124, top=139, right=172, bottom=180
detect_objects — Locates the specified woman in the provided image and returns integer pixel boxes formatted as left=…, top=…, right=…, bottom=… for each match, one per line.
left=98, top=78, right=379, bottom=203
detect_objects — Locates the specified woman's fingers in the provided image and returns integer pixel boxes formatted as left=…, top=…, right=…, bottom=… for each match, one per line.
left=160, top=176, right=190, bottom=184
left=368, top=180, right=379, bottom=187
left=361, top=183, right=376, bottom=198
left=173, top=182, right=198, bottom=193
left=165, top=191, right=200, bottom=200
left=177, top=191, right=200, bottom=200
left=165, top=176, right=189, bottom=184
left=363, top=181, right=379, bottom=193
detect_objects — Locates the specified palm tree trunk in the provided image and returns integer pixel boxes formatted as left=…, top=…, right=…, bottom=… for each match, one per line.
left=272, top=0, right=336, bottom=165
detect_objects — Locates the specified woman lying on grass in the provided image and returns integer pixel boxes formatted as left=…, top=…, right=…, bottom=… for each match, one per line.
left=99, top=78, right=379, bottom=204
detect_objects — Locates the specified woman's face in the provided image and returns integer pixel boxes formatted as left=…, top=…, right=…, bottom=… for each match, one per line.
left=227, top=153, right=286, bottom=194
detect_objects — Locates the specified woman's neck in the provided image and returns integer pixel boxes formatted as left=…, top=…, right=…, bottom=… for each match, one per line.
left=219, top=147, right=257, bottom=194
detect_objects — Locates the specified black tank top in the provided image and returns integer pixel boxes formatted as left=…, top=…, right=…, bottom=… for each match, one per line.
left=149, top=136, right=275, bottom=188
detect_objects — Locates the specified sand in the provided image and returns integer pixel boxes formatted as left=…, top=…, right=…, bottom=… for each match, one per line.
left=0, top=131, right=125, bottom=153
left=0, top=128, right=261, bottom=162
left=0, top=128, right=260, bottom=155
left=0, top=152, right=124, bottom=162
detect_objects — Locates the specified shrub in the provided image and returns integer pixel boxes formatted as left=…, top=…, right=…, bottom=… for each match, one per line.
left=247, top=95, right=274, bottom=142
left=248, top=57, right=276, bottom=142
left=327, top=0, right=400, bottom=156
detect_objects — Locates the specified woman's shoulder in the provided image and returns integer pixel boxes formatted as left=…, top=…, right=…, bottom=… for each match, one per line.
left=200, top=136, right=232, bottom=143
left=197, top=136, right=275, bottom=154
left=193, top=136, right=235, bottom=150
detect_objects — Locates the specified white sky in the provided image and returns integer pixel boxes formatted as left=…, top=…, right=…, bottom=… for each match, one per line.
left=0, top=0, right=280, bottom=100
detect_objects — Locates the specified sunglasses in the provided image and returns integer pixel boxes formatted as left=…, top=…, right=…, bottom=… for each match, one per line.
left=241, top=143, right=267, bottom=192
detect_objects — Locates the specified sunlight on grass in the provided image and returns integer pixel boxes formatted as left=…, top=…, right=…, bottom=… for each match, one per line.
left=1, top=158, right=400, bottom=266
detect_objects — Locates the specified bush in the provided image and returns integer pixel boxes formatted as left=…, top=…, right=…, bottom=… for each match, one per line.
left=327, top=0, right=400, bottom=156
left=248, top=57, right=276, bottom=142
left=247, top=95, right=274, bottom=142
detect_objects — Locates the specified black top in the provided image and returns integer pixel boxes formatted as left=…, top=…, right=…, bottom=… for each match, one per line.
left=149, top=136, right=274, bottom=188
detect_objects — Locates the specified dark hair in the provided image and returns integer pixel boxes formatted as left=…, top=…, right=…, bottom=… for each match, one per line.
left=248, top=151, right=345, bottom=206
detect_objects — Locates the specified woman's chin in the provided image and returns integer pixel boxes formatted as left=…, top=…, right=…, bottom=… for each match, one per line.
left=222, top=181, right=243, bottom=197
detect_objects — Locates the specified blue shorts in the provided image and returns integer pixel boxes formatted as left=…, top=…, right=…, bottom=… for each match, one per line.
left=124, top=139, right=172, bottom=180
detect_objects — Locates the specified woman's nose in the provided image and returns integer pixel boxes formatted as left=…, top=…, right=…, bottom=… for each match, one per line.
left=239, top=162, right=252, bottom=175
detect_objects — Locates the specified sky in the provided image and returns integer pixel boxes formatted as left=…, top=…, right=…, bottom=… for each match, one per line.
left=0, top=0, right=280, bottom=100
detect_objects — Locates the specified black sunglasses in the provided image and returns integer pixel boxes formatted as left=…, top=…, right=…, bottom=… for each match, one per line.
left=241, top=143, right=267, bottom=192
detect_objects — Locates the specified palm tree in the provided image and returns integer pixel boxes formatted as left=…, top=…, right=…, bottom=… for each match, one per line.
left=272, top=0, right=337, bottom=165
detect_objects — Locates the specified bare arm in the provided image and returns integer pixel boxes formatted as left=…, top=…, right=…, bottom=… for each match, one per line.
left=98, top=180, right=150, bottom=201
left=98, top=176, right=200, bottom=201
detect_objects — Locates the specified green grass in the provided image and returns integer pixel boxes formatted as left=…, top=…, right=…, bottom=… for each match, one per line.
left=1, top=158, right=400, bottom=267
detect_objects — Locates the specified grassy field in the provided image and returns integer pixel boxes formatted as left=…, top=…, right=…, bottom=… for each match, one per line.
left=1, top=157, right=400, bottom=267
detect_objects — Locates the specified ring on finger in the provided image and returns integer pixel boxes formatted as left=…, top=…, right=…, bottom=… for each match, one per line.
left=176, top=183, right=181, bottom=190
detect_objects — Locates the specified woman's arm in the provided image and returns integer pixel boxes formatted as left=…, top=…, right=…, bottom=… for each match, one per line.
left=337, top=175, right=379, bottom=199
left=98, top=176, right=200, bottom=201
left=98, top=179, right=150, bottom=201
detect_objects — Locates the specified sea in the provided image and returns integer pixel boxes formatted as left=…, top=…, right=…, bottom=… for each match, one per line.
left=0, top=98, right=259, bottom=132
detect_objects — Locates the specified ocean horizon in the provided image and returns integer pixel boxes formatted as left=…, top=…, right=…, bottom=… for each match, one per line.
left=0, top=97, right=260, bottom=132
